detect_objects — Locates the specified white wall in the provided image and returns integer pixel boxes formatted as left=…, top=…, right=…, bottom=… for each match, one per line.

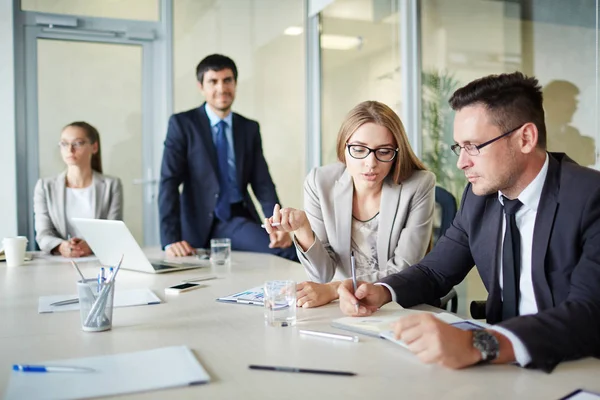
left=0, top=0, right=18, bottom=239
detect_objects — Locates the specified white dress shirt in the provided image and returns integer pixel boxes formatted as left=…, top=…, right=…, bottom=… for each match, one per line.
left=65, top=183, right=95, bottom=238
left=378, top=154, right=550, bottom=367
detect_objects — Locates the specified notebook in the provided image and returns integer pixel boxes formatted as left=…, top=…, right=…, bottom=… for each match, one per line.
left=38, top=288, right=161, bottom=313
left=216, top=286, right=264, bottom=306
left=331, top=303, right=483, bottom=348
left=5, top=345, right=210, bottom=400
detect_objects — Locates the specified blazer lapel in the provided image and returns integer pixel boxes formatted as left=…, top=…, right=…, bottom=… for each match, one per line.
left=197, top=103, right=219, bottom=172
left=334, top=169, right=353, bottom=274
left=531, top=155, right=560, bottom=310
left=55, top=172, right=67, bottom=236
left=377, top=178, right=400, bottom=268
left=93, top=171, right=105, bottom=219
left=482, top=196, right=504, bottom=324
left=232, top=113, right=245, bottom=190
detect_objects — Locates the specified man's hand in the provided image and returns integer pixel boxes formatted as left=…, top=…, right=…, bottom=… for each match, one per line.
left=166, top=240, right=195, bottom=257
left=296, top=281, right=339, bottom=308
left=337, top=279, right=391, bottom=316
left=392, top=313, right=482, bottom=369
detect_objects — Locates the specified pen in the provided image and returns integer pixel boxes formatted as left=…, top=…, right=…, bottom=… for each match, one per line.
left=351, top=251, right=358, bottom=312
left=249, top=364, right=355, bottom=376
left=13, top=365, right=96, bottom=373
left=182, top=275, right=217, bottom=283
left=299, top=329, right=359, bottom=342
left=260, top=222, right=281, bottom=228
left=50, top=298, right=79, bottom=306
left=100, top=267, right=106, bottom=283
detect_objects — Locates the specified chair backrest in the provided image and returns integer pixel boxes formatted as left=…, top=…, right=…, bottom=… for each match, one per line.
left=434, top=186, right=457, bottom=244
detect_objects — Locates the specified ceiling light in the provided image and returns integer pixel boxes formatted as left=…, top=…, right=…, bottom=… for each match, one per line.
left=284, top=26, right=303, bottom=36
left=321, top=34, right=363, bottom=50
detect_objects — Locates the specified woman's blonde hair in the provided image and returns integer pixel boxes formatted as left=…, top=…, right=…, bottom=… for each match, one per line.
left=336, top=101, right=426, bottom=184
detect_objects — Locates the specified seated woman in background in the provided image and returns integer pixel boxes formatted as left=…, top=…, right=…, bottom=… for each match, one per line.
left=264, top=101, right=435, bottom=308
left=34, top=121, right=123, bottom=257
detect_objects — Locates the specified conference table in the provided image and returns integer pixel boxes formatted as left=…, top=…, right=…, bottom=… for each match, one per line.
left=1, top=250, right=599, bottom=399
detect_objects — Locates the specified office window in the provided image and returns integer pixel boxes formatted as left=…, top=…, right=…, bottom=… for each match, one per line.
left=21, top=0, right=159, bottom=21
left=421, top=0, right=600, bottom=203
left=320, top=0, right=401, bottom=165
left=172, top=0, right=306, bottom=211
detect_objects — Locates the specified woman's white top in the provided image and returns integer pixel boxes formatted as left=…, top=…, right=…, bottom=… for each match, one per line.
left=350, top=213, right=383, bottom=282
left=65, top=183, right=95, bottom=238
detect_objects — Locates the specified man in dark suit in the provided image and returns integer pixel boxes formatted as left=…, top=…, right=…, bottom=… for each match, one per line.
left=338, top=72, right=600, bottom=372
left=159, top=54, right=297, bottom=261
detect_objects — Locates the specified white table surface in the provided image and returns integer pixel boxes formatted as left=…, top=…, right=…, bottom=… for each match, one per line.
left=1, top=250, right=599, bottom=399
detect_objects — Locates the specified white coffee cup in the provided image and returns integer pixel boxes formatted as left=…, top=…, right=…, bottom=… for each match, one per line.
left=2, top=236, right=29, bottom=267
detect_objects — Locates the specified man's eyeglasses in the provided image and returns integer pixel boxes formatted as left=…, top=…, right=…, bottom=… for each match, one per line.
left=58, top=140, right=90, bottom=150
left=346, top=144, right=398, bottom=162
left=450, top=124, right=523, bottom=156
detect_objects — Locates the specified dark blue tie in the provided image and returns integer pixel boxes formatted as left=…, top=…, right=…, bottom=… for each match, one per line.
left=501, top=196, right=523, bottom=321
left=214, top=120, right=231, bottom=221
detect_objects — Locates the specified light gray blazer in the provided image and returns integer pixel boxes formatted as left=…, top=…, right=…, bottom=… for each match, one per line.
left=33, top=171, right=123, bottom=253
left=296, top=163, right=435, bottom=283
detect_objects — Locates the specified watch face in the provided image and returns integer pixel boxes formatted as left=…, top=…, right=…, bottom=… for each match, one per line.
left=472, top=330, right=500, bottom=362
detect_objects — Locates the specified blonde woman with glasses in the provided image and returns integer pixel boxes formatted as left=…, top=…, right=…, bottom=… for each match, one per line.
left=264, top=101, right=435, bottom=308
left=33, top=121, right=123, bottom=257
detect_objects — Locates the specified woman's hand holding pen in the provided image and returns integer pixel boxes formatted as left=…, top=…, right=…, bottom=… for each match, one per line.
left=264, top=204, right=314, bottom=251
left=337, top=280, right=391, bottom=316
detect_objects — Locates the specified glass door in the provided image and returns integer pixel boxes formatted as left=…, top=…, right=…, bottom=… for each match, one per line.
left=22, top=24, right=160, bottom=248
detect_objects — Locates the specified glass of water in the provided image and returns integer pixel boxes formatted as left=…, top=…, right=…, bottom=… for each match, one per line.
left=210, top=238, right=231, bottom=266
left=264, top=280, right=296, bottom=327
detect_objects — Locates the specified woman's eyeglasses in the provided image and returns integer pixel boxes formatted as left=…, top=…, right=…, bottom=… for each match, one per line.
left=58, top=140, right=90, bottom=150
left=346, top=144, right=398, bottom=162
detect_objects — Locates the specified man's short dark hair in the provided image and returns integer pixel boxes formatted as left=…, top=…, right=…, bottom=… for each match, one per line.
left=449, top=72, right=547, bottom=149
left=196, top=54, right=238, bottom=84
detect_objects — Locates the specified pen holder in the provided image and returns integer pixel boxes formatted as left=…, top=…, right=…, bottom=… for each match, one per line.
left=77, top=278, right=115, bottom=332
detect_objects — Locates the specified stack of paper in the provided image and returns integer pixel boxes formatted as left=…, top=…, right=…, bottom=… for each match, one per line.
left=38, top=288, right=161, bottom=313
left=5, top=346, right=210, bottom=400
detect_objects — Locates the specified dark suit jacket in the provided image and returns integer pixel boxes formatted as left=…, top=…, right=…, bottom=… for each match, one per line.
left=158, top=104, right=280, bottom=248
left=381, top=152, right=600, bottom=372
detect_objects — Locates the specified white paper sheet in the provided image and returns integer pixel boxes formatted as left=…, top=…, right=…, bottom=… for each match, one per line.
left=5, top=346, right=210, bottom=400
left=35, top=253, right=99, bottom=263
left=38, top=288, right=161, bottom=313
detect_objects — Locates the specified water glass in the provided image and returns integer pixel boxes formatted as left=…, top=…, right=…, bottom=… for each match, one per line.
left=264, top=280, right=296, bottom=327
left=210, top=238, right=231, bottom=266
left=77, top=278, right=115, bottom=332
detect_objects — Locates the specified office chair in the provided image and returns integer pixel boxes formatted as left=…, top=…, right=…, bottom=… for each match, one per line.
left=434, top=186, right=459, bottom=314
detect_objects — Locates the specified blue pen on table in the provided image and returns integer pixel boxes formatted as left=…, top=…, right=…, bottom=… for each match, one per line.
left=351, top=251, right=358, bottom=313
left=13, top=365, right=96, bottom=373
left=100, top=267, right=106, bottom=283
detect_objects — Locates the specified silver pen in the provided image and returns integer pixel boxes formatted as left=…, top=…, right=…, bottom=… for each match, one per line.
left=50, top=298, right=79, bottom=306
left=182, top=275, right=217, bottom=283
left=260, top=222, right=281, bottom=228
left=351, top=251, right=359, bottom=312
left=299, top=329, right=359, bottom=342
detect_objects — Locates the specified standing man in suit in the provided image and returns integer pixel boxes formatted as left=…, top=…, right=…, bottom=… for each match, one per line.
left=159, top=54, right=297, bottom=261
left=338, top=72, right=600, bottom=372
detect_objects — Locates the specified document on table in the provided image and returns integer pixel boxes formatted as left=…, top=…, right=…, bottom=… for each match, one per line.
left=5, top=345, right=210, bottom=400
left=38, top=288, right=161, bottom=313
left=331, top=302, right=469, bottom=348
left=35, top=253, right=98, bottom=263
left=216, top=286, right=265, bottom=306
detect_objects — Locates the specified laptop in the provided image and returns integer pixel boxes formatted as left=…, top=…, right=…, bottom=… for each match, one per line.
left=71, top=218, right=208, bottom=274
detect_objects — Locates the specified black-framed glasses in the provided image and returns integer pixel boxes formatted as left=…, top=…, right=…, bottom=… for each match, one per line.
left=450, top=124, right=523, bottom=156
left=346, top=144, right=398, bottom=162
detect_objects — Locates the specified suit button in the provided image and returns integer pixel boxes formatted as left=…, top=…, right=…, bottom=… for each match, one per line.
left=208, top=212, right=213, bottom=218
left=215, top=193, right=219, bottom=198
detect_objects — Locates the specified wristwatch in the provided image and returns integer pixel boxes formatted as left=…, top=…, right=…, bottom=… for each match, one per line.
left=472, top=330, right=500, bottom=363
